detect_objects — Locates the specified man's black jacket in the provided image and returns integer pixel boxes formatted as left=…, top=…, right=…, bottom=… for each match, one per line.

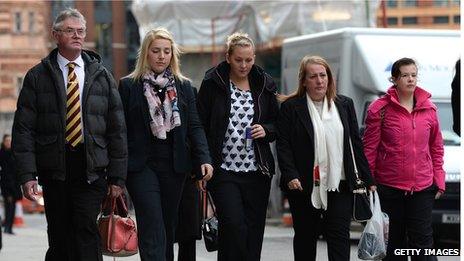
left=12, top=48, right=127, bottom=186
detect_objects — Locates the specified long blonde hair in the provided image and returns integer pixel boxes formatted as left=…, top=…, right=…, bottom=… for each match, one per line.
left=280, top=55, right=336, bottom=104
left=128, top=27, right=187, bottom=81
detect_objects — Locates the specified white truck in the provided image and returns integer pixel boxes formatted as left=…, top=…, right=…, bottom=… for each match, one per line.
left=281, top=27, right=460, bottom=245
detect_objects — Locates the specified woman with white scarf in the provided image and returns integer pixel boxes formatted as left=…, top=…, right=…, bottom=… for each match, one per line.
left=277, top=55, right=376, bottom=261
left=118, top=28, right=213, bottom=261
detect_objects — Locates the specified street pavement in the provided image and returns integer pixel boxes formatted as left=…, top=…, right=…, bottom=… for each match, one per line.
left=0, top=214, right=460, bottom=261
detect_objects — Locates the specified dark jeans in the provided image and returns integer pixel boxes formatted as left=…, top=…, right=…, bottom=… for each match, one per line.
left=378, top=184, right=437, bottom=261
left=42, top=145, right=107, bottom=261
left=287, top=181, right=352, bottom=261
left=208, top=170, right=271, bottom=261
left=2, top=195, right=15, bottom=233
left=126, top=164, right=186, bottom=261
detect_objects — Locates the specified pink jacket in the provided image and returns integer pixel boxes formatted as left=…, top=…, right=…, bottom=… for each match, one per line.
left=363, top=86, right=445, bottom=192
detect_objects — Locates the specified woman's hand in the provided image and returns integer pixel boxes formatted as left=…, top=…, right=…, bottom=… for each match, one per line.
left=201, top=163, right=214, bottom=181
left=435, top=190, right=443, bottom=199
left=287, top=178, right=303, bottom=191
left=251, top=124, right=266, bottom=139
left=196, top=163, right=214, bottom=192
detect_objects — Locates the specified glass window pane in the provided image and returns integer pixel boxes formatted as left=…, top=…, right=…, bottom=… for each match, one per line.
left=404, top=0, right=417, bottom=7
left=433, top=16, right=450, bottom=24
left=29, top=12, right=34, bottom=33
left=14, top=12, right=21, bottom=32
left=387, top=17, right=398, bottom=25
left=402, top=16, right=418, bottom=24
left=387, top=0, right=398, bottom=7
left=453, top=15, right=460, bottom=23
left=433, top=0, right=449, bottom=7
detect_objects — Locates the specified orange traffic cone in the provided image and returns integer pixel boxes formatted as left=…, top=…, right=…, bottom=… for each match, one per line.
left=281, top=197, right=293, bottom=227
left=13, top=200, right=25, bottom=227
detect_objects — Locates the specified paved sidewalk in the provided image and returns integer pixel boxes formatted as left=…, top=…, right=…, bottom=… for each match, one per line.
left=0, top=214, right=459, bottom=261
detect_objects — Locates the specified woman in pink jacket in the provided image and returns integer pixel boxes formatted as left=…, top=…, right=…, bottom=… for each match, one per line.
left=363, top=57, right=445, bottom=260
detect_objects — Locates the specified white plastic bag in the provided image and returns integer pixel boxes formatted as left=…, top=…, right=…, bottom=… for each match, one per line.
left=358, top=191, right=389, bottom=260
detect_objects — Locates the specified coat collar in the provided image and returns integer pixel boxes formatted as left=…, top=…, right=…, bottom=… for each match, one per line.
left=294, top=95, right=350, bottom=146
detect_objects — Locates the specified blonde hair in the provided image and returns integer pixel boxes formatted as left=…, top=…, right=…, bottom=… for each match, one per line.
left=128, top=27, right=187, bottom=81
left=280, top=55, right=336, bottom=106
left=226, top=32, right=255, bottom=56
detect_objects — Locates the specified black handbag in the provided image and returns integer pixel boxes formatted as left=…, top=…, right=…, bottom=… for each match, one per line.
left=202, top=191, right=219, bottom=252
left=349, top=138, right=373, bottom=222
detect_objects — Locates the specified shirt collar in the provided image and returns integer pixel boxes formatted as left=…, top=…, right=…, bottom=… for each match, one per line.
left=57, top=52, right=84, bottom=69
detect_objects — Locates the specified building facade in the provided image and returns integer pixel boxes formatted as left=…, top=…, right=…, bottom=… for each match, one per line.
left=0, top=1, right=139, bottom=136
left=0, top=1, right=49, bottom=136
left=377, top=0, right=460, bottom=29
left=50, top=1, right=140, bottom=80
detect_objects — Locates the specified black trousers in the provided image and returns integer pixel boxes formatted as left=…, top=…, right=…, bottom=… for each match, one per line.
left=287, top=181, right=352, bottom=261
left=42, top=145, right=107, bottom=261
left=2, top=195, right=15, bottom=233
left=208, top=170, right=271, bottom=261
left=126, top=164, right=186, bottom=261
left=177, top=240, right=196, bottom=261
left=378, top=184, right=437, bottom=261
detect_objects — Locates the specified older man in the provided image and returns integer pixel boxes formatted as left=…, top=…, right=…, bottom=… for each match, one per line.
left=12, top=8, right=127, bottom=261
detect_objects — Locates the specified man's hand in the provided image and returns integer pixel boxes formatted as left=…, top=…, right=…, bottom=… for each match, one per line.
left=108, top=184, right=123, bottom=198
left=22, top=180, right=39, bottom=201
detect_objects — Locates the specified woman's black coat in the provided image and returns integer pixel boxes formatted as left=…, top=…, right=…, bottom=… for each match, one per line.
left=118, top=77, right=211, bottom=174
left=277, top=95, right=374, bottom=195
left=197, top=61, right=279, bottom=176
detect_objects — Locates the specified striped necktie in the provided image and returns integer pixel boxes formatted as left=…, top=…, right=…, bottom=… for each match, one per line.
left=65, top=62, right=83, bottom=147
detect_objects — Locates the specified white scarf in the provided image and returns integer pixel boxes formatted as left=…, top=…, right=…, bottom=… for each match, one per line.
left=306, top=94, right=345, bottom=210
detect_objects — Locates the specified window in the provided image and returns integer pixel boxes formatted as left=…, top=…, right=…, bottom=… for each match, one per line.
left=387, top=0, right=398, bottom=7
left=454, top=15, right=460, bottom=24
left=95, top=23, right=111, bottom=59
left=29, top=12, right=34, bottom=33
left=433, top=16, right=450, bottom=24
left=451, top=0, right=460, bottom=6
left=14, top=12, right=21, bottom=32
left=403, top=0, right=417, bottom=7
left=17, top=76, right=24, bottom=94
left=387, top=17, right=398, bottom=25
left=402, top=16, right=418, bottom=24
left=433, top=0, right=449, bottom=7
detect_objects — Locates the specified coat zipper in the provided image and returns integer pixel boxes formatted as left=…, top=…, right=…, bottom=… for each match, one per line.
left=255, top=76, right=270, bottom=177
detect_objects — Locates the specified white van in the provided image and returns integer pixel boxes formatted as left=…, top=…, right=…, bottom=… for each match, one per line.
left=281, top=27, right=460, bottom=244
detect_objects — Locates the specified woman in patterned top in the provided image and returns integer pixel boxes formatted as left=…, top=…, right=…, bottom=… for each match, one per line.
left=197, top=32, right=279, bottom=261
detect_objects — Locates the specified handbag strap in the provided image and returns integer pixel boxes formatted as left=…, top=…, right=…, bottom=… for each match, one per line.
left=348, top=138, right=359, bottom=180
left=202, top=190, right=217, bottom=220
left=102, top=194, right=129, bottom=217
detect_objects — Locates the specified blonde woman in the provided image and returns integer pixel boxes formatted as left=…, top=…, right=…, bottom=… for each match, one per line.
left=118, top=27, right=213, bottom=261
left=197, top=32, right=279, bottom=261
left=277, top=55, right=375, bottom=261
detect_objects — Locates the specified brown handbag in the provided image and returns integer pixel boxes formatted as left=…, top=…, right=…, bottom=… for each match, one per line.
left=98, top=194, right=138, bottom=257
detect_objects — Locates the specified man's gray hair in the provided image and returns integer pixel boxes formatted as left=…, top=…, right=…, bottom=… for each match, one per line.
left=52, top=8, right=86, bottom=31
